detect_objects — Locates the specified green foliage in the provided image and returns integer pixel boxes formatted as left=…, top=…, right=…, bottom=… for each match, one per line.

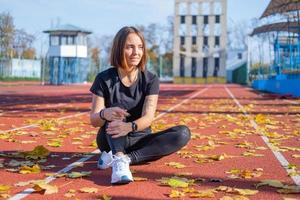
left=0, top=76, right=40, bottom=81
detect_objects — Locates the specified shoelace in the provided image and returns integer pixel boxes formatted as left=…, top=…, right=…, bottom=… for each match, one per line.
left=112, top=155, right=129, bottom=172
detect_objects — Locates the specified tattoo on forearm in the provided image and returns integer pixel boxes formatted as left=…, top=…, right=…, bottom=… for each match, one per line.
left=142, top=96, right=157, bottom=116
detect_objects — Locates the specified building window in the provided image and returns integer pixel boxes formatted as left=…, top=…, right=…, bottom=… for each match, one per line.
left=192, top=36, right=197, bottom=45
left=191, top=2, right=199, bottom=15
left=203, top=2, right=210, bottom=15
left=215, top=36, right=220, bottom=46
left=192, top=57, right=197, bottom=78
left=204, top=15, right=209, bottom=24
left=180, top=55, right=185, bottom=77
left=203, top=57, right=208, bottom=78
left=215, top=15, right=220, bottom=23
left=180, top=36, right=185, bottom=46
left=179, top=24, right=186, bottom=36
left=180, top=15, right=185, bottom=24
left=61, top=36, right=67, bottom=45
left=203, top=36, right=208, bottom=47
left=179, top=2, right=187, bottom=15
left=67, top=36, right=75, bottom=45
left=213, top=57, right=220, bottom=77
left=192, top=15, right=197, bottom=25
left=50, top=35, right=59, bottom=46
left=238, top=53, right=243, bottom=59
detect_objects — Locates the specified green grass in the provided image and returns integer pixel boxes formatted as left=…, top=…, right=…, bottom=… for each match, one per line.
left=0, top=76, right=40, bottom=82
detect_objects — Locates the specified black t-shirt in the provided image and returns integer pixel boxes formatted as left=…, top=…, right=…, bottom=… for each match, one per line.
left=90, top=67, right=159, bottom=122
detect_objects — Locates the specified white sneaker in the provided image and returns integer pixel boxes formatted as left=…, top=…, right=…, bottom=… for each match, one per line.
left=97, top=151, right=113, bottom=170
left=111, top=155, right=133, bottom=184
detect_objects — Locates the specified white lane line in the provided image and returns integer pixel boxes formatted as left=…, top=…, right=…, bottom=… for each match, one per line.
left=9, top=151, right=99, bottom=200
left=155, top=86, right=209, bottom=119
left=0, top=112, right=88, bottom=134
left=225, top=86, right=300, bottom=186
left=9, top=86, right=209, bottom=200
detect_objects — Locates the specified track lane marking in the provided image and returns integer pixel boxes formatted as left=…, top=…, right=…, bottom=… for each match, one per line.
left=225, top=86, right=300, bottom=186
left=9, top=86, right=209, bottom=200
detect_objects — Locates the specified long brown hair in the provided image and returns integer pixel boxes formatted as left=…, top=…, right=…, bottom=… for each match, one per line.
left=110, top=26, right=147, bottom=71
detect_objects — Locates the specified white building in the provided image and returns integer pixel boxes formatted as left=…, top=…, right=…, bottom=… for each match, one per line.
left=173, top=0, right=227, bottom=83
left=43, top=24, right=91, bottom=85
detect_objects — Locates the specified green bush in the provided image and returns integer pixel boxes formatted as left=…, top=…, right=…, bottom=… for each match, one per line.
left=0, top=76, right=40, bottom=81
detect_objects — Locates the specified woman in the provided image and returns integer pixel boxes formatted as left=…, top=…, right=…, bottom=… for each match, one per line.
left=90, top=26, right=190, bottom=185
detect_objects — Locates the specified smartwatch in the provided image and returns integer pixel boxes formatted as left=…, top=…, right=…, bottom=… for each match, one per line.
left=131, top=121, right=138, bottom=132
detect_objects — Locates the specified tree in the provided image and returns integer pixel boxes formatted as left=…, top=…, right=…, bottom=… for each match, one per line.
left=14, top=29, right=36, bottom=59
left=99, top=35, right=114, bottom=69
left=227, top=19, right=255, bottom=50
left=90, top=47, right=100, bottom=71
left=0, top=12, right=36, bottom=59
left=22, top=48, right=36, bottom=59
left=0, top=12, right=15, bottom=58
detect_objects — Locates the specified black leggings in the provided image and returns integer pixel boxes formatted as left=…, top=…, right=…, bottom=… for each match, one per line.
left=96, top=124, right=191, bottom=165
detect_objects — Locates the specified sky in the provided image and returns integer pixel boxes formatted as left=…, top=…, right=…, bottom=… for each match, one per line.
left=0, top=0, right=271, bottom=56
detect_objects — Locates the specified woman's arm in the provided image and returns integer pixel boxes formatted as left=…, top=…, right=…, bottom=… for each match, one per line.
left=134, top=94, right=158, bottom=131
left=90, top=94, right=106, bottom=127
left=90, top=94, right=131, bottom=128
left=105, top=95, right=158, bottom=138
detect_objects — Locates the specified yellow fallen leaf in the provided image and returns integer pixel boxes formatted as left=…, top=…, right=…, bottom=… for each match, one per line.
left=102, top=194, right=112, bottom=200
left=190, top=189, right=215, bottom=198
left=168, top=177, right=189, bottom=188
left=182, top=187, right=196, bottom=193
left=47, top=140, right=62, bottom=147
left=209, top=154, right=226, bottom=161
left=91, top=140, right=97, bottom=148
left=256, top=179, right=284, bottom=188
left=68, top=171, right=92, bottom=178
left=220, top=196, right=233, bottom=200
left=232, top=196, right=249, bottom=200
left=277, top=187, right=300, bottom=194
left=33, top=182, right=58, bottom=195
left=19, top=164, right=41, bottom=174
left=283, top=197, right=298, bottom=200
left=38, top=119, right=59, bottom=131
left=255, top=114, right=269, bottom=124
left=242, top=151, right=264, bottom=157
left=234, top=188, right=258, bottom=196
left=19, top=145, right=50, bottom=160
left=165, top=162, right=186, bottom=169
left=20, top=140, right=36, bottom=144
left=220, top=196, right=249, bottom=200
left=79, top=187, right=98, bottom=193
left=175, top=172, right=193, bottom=176
left=157, top=177, right=190, bottom=188
left=169, top=190, right=185, bottom=198
left=133, top=177, right=148, bottom=181
left=64, top=190, right=75, bottom=198
left=0, top=184, right=10, bottom=194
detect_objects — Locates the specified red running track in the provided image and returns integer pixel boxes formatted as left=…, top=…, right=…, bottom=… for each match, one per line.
left=0, top=83, right=299, bottom=200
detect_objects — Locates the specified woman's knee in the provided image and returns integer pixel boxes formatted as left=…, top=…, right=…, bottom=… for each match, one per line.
left=173, top=125, right=191, bottom=147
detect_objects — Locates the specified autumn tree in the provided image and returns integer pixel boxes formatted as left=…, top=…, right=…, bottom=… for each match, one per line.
left=0, top=12, right=15, bottom=58
left=0, top=12, right=36, bottom=59
left=14, top=29, right=36, bottom=59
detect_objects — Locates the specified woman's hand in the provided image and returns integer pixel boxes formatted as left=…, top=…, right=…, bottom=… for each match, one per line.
left=103, top=107, right=130, bottom=121
left=106, top=120, right=131, bottom=138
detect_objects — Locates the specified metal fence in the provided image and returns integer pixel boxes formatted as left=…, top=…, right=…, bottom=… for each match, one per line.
left=0, top=58, right=41, bottom=78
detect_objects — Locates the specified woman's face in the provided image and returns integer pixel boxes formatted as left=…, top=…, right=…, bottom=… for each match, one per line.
left=123, top=33, right=144, bottom=69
